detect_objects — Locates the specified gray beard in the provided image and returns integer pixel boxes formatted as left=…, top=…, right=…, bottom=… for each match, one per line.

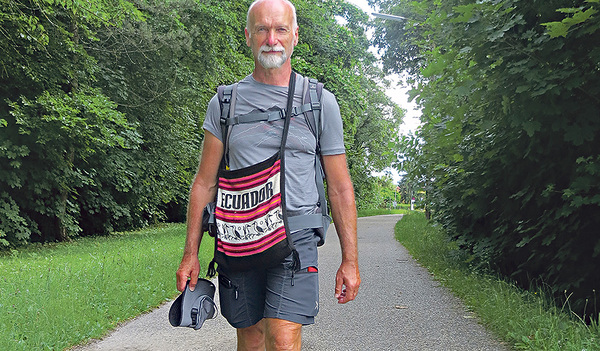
left=257, top=51, right=288, bottom=69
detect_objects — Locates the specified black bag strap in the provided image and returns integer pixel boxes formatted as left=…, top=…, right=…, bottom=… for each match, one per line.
left=279, top=71, right=300, bottom=271
left=217, top=83, right=238, bottom=168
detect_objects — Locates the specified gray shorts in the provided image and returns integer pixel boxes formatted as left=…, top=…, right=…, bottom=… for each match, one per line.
left=217, top=229, right=320, bottom=328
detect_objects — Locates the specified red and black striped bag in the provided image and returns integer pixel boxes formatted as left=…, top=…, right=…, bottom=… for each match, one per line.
left=213, top=152, right=293, bottom=271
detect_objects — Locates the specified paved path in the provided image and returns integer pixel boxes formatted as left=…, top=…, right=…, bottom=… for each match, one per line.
left=73, top=214, right=509, bottom=351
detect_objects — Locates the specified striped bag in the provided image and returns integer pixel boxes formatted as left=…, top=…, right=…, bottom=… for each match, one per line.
left=213, top=152, right=293, bottom=271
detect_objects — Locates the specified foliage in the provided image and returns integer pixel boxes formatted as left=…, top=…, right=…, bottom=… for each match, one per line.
left=371, top=0, right=600, bottom=318
left=0, top=0, right=402, bottom=246
left=0, top=0, right=145, bottom=244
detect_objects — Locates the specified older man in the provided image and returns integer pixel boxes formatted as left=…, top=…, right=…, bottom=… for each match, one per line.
left=176, top=0, right=360, bottom=349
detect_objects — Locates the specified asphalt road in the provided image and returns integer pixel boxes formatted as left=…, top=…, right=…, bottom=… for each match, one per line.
left=73, top=214, right=509, bottom=351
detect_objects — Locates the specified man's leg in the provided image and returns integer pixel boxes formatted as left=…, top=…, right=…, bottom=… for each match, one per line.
left=237, top=319, right=266, bottom=351
left=262, top=231, right=320, bottom=350
left=265, top=318, right=302, bottom=351
left=218, top=268, right=267, bottom=351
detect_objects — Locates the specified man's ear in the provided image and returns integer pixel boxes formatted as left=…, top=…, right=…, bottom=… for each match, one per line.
left=293, top=27, right=299, bottom=46
left=245, top=28, right=251, bottom=47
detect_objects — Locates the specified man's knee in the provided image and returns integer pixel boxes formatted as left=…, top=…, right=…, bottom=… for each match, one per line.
left=237, top=320, right=265, bottom=351
left=265, top=318, right=302, bottom=351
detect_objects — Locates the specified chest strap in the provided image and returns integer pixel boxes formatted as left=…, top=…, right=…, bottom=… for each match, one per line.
left=221, top=102, right=321, bottom=127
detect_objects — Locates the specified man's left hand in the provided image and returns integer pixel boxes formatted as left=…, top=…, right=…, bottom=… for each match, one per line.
left=335, top=260, right=361, bottom=304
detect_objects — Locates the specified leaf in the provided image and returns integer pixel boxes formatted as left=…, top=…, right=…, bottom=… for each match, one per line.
left=451, top=4, right=477, bottom=23
left=516, top=236, right=531, bottom=248
left=487, top=29, right=506, bottom=41
left=564, top=123, right=594, bottom=146
left=522, top=121, right=541, bottom=136
left=542, top=6, right=599, bottom=37
left=452, top=153, right=464, bottom=163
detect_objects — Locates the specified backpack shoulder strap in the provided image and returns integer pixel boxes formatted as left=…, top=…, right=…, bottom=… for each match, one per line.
left=217, top=83, right=238, bottom=168
left=302, top=78, right=324, bottom=145
left=290, top=77, right=330, bottom=245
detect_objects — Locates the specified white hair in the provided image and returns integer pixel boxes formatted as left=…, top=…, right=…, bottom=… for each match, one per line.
left=246, top=0, right=298, bottom=33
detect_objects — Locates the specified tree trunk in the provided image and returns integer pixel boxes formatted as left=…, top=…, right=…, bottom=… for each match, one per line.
left=57, top=15, right=79, bottom=242
left=57, top=147, right=75, bottom=242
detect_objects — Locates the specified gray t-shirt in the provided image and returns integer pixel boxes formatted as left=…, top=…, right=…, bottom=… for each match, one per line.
left=203, top=73, right=345, bottom=216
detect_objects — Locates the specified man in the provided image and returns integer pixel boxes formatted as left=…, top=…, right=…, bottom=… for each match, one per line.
left=176, top=0, right=360, bottom=349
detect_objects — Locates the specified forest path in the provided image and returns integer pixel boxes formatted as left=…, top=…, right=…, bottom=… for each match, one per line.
left=73, top=214, right=508, bottom=351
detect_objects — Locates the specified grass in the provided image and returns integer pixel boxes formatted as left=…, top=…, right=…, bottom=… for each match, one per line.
left=395, top=212, right=600, bottom=351
left=0, top=223, right=213, bottom=351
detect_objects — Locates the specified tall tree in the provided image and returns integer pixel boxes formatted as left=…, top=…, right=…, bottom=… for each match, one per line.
left=371, top=0, right=600, bottom=317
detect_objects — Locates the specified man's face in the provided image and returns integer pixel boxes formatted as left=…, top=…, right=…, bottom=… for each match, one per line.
left=246, top=0, right=298, bottom=69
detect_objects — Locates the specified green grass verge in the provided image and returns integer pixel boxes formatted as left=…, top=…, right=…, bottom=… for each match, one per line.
left=395, top=212, right=600, bottom=351
left=0, top=223, right=213, bottom=351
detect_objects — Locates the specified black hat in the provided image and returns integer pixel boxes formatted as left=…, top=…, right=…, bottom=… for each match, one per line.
left=169, top=278, right=217, bottom=330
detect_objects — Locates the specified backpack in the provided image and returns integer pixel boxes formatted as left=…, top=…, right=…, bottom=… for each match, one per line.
left=205, top=76, right=331, bottom=277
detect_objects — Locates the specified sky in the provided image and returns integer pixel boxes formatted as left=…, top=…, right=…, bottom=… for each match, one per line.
left=344, top=0, right=422, bottom=136
left=345, top=0, right=422, bottom=182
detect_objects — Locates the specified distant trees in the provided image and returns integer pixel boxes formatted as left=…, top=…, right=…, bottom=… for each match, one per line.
left=0, top=0, right=401, bottom=246
left=371, top=0, right=600, bottom=318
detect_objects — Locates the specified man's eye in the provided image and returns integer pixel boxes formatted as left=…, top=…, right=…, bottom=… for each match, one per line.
left=277, top=28, right=289, bottom=33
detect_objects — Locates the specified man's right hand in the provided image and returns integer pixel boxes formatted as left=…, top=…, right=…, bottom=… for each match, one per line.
left=176, top=255, right=200, bottom=292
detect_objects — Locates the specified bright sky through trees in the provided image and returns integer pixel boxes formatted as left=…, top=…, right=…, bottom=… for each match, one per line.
left=346, top=0, right=422, bottom=136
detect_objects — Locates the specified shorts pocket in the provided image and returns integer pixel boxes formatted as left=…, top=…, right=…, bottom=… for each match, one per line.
left=217, top=274, right=241, bottom=325
left=296, top=268, right=319, bottom=317
left=217, top=270, right=266, bottom=329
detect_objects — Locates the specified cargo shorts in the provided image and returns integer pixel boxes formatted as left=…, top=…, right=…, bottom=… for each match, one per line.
left=217, top=229, right=320, bottom=328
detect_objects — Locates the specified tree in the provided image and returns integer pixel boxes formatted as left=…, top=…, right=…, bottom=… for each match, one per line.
left=371, top=0, right=600, bottom=318
left=1, top=0, right=403, bottom=245
left=0, top=0, right=143, bottom=243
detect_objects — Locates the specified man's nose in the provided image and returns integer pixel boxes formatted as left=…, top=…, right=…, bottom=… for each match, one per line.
left=267, top=30, right=278, bottom=46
